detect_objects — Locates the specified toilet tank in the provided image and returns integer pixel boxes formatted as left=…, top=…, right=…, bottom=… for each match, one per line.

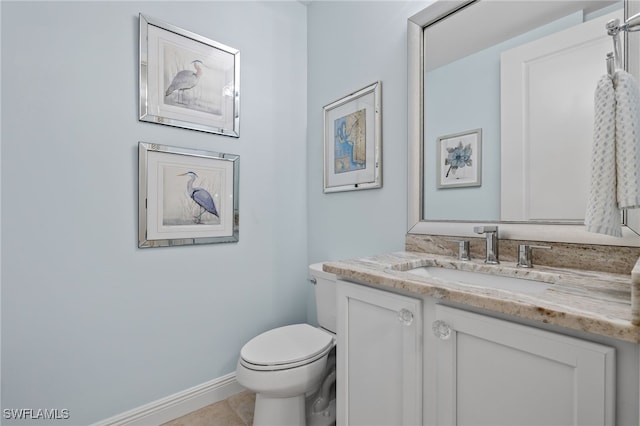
left=309, top=263, right=337, bottom=334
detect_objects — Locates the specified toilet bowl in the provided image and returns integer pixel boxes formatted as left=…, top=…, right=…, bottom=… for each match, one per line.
left=236, top=264, right=337, bottom=426
left=236, top=324, right=335, bottom=425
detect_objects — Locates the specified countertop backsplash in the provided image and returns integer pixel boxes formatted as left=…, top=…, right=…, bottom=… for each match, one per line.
left=406, top=233, right=640, bottom=275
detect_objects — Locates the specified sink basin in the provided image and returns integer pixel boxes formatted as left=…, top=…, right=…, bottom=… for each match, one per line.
left=407, top=266, right=551, bottom=294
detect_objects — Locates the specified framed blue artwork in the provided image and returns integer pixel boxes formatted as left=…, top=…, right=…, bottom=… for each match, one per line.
left=436, top=128, right=482, bottom=189
left=323, top=81, right=382, bottom=193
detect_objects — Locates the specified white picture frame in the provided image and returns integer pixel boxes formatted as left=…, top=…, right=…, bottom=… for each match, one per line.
left=436, top=128, right=482, bottom=189
left=139, top=14, right=240, bottom=137
left=323, top=81, right=382, bottom=193
left=138, top=142, right=239, bottom=248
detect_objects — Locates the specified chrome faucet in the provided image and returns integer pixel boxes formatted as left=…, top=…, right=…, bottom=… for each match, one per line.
left=473, top=225, right=499, bottom=264
left=448, top=239, right=470, bottom=261
left=517, top=244, right=551, bottom=268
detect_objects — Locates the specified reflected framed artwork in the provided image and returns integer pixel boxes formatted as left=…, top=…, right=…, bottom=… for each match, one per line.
left=323, top=81, right=382, bottom=193
left=436, top=129, right=482, bottom=189
left=139, top=14, right=240, bottom=137
left=138, top=142, right=239, bottom=248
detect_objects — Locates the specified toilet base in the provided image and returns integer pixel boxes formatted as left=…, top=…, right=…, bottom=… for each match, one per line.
left=307, top=398, right=336, bottom=426
left=253, top=393, right=305, bottom=426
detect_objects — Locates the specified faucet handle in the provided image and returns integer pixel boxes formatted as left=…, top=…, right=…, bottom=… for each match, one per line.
left=473, top=225, right=498, bottom=234
left=447, top=239, right=470, bottom=261
left=517, top=244, right=551, bottom=268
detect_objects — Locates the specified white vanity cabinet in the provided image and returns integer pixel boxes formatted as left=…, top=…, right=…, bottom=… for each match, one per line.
left=430, top=305, right=616, bottom=426
left=336, top=279, right=423, bottom=426
left=335, top=279, right=622, bottom=426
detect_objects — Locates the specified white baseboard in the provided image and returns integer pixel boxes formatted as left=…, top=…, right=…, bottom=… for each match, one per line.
left=92, top=373, right=244, bottom=426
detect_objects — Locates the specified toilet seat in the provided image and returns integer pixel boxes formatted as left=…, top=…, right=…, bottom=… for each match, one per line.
left=240, top=324, right=334, bottom=371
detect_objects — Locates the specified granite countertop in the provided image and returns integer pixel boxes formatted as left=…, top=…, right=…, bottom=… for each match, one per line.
left=323, top=251, right=640, bottom=343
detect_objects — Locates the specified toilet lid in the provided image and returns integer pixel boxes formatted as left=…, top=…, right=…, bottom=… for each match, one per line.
left=240, top=324, right=334, bottom=368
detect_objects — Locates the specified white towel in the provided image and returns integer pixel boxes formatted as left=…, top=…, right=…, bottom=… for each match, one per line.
left=585, top=70, right=640, bottom=237
left=585, top=74, right=621, bottom=237
left=614, top=71, right=640, bottom=209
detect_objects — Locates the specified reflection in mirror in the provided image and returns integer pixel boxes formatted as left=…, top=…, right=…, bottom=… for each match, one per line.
left=424, top=0, right=621, bottom=222
left=408, top=0, right=640, bottom=245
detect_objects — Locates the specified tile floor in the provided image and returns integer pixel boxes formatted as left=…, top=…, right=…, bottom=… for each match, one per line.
left=161, top=390, right=255, bottom=426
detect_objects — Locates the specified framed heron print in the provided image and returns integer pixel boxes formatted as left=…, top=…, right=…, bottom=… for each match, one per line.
left=139, top=14, right=240, bottom=137
left=138, top=142, right=239, bottom=248
left=323, top=81, right=381, bottom=193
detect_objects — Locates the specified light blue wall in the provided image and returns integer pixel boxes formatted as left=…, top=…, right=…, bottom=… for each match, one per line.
left=306, top=0, right=432, bottom=265
left=305, top=0, right=433, bottom=322
left=1, top=1, right=307, bottom=424
left=2, top=0, right=443, bottom=423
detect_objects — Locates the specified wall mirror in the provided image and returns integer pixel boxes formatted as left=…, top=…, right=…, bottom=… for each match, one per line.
left=408, top=0, right=640, bottom=245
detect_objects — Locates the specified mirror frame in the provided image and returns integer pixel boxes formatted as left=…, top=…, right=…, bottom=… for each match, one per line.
left=408, top=0, right=640, bottom=246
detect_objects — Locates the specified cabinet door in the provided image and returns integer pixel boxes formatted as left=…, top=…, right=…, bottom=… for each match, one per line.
left=337, top=280, right=422, bottom=426
left=433, top=305, right=615, bottom=426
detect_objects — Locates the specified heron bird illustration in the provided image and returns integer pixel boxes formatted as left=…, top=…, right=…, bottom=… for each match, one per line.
left=179, top=171, right=219, bottom=224
left=165, top=60, right=204, bottom=104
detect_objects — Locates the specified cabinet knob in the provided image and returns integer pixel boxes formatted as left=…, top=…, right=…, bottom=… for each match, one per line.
left=432, top=320, right=452, bottom=340
left=397, top=308, right=414, bottom=326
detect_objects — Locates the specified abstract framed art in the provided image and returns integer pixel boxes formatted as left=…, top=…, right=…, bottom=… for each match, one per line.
left=138, top=142, right=239, bottom=248
left=322, top=81, right=382, bottom=193
left=139, top=14, right=240, bottom=137
left=436, top=128, right=482, bottom=189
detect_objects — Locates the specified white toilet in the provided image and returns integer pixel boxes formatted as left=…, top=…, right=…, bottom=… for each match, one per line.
left=236, top=263, right=337, bottom=426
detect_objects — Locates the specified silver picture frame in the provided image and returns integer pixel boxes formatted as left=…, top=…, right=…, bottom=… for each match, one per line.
left=139, top=14, right=240, bottom=137
left=323, top=81, right=382, bottom=193
left=436, top=128, right=482, bottom=189
left=138, top=142, right=239, bottom=248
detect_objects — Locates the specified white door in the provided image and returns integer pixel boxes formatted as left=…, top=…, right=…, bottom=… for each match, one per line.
left=336, top=280, right=422, bottom=426
left=433, top=305, right=615, bottom=426
left=501, top=10, right=623, bottom=222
